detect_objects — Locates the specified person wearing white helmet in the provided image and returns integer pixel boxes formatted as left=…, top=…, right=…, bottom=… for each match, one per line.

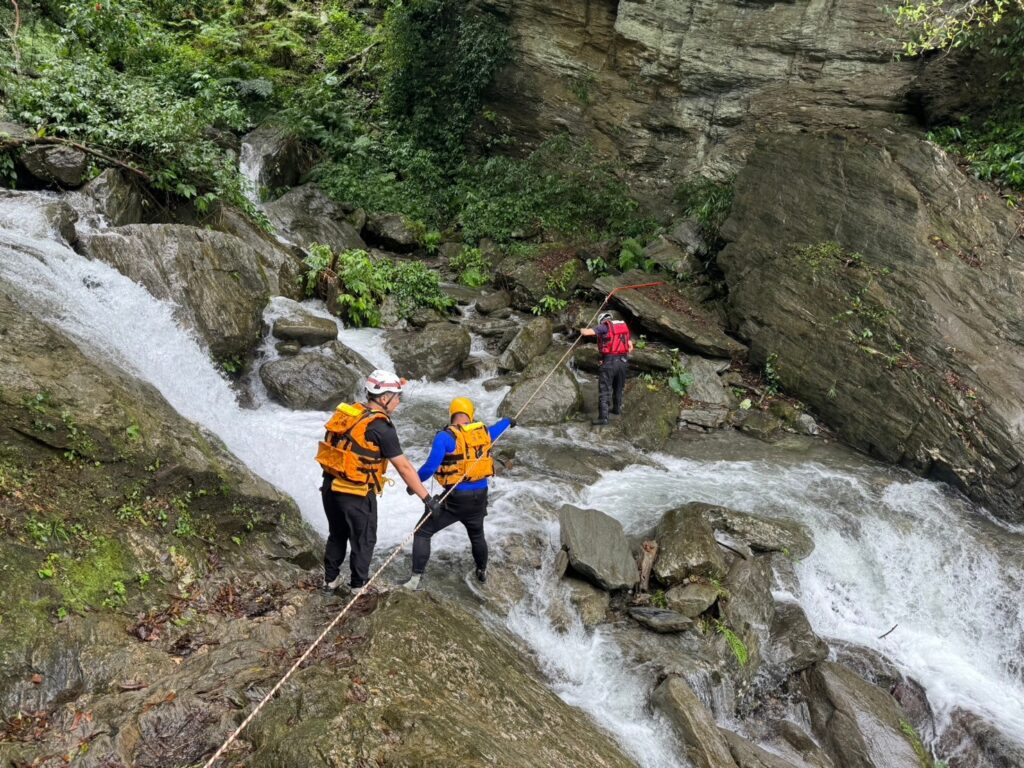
left=579, top=310, right=633, bottom=426
left=315, top=369, right=441, bottom=593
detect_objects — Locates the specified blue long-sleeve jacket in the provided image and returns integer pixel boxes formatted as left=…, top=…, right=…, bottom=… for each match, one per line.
left=417, top=419, right=512, bottom=492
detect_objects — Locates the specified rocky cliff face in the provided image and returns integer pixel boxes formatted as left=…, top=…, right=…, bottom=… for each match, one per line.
left=482, top=0, right=920, bottom=204
left=718, top=129, right=1024, bottom=521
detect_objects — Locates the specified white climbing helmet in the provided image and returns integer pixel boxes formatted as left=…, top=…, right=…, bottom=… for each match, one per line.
left=365, top=369, right=407, bottom=395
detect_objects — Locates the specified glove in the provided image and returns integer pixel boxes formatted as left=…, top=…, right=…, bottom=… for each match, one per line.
left=424, top=495, right=444, bottom=520
left=507, top=418, right=517, bottom=428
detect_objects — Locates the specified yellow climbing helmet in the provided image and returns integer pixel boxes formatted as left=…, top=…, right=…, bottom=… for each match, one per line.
left=449, top=397, right=475, bottom=421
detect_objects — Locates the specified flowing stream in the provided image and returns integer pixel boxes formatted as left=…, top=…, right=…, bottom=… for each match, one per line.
left=2, top=190, right=1023, bottom=764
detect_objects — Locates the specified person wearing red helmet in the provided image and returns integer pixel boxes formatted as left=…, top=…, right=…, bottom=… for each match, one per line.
left=315, top=369, right=440, bottom=593
left=579, top=311, right=633, bottom=426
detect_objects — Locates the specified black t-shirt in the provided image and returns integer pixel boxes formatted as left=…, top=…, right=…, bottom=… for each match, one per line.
left=365, top=417, right=403, bottom=460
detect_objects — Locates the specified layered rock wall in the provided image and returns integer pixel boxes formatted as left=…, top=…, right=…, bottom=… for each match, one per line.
left=482, top=0, right=919, bottom=202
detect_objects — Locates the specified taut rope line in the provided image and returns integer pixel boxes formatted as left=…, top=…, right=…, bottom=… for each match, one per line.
left=202, top=280, right=662, bottom=767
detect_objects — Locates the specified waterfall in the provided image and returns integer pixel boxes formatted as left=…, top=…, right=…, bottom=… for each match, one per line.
left=3, top=191, right=1023, bottom=764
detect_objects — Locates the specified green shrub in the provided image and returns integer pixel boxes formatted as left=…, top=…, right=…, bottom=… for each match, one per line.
left=715, top=620, right=749, bottom=667
left=302, top=244, right=334, bottom=297
left=322, top=247, right=452, bottom=327
left=617, top=238, right=656, bottom=272
left=380, top=0, right=511, bottom=152
left=333, top=248, right=391, bottom=327
left=929, top=110, right=1024, bottom=193
left=667, top=358, right=694, bottom=397
left=674, top=177, right=734, bottom=240
left=450, top=246, right=490, bottom=287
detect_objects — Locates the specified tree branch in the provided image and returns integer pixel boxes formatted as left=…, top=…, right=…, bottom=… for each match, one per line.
left=0, top=135, right=152, bottom=182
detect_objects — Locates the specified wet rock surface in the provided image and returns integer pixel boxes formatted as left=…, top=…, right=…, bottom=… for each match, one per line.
left=654, top=506, right=728, bottom=585
left=259, top=340, right=373, bottom=410
left=78, top=224, right=271, bottom=360
left=653, top=676, right=739, bottom=768
left=498, top=315, right=553, bottom=372
left=263, top=183, right=367, bottom=254
left=498, top=347, right=581, bottom=425
left=559, top=505, right=638, bottom=591
left=386, top=322, right=471, bottom=381
left=720, top=130, right=1024, bottom=522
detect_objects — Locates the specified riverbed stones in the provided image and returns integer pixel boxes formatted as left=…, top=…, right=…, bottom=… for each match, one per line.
left=558, top=505, right=638, bottom=591
left=386, top=322, right=471, bottom=380
left=259, top=340, right=372, bottom=410
left=612, top=379, right=681, bottom=451
left=565, top=577, right=611, bottom=628
left=20, top=144, right=89, bottom=188
left=79, top=168, right=145, bottom=226
left=719, top=129, right=1024, bottom=522
left=498, top=348, right=581, bottom=425
left=652, top=676, right=739, bottom=768
left=263, top=184, right=366, bottom=254
left=764, top=602, right=829, bottom=683
left=498, top=316, right=552, bottom=372
left=653, top=506, right=727, bottom=585
left=801, top=661, right=923, bottom=768
left=719, top=729, right=804, bottom=768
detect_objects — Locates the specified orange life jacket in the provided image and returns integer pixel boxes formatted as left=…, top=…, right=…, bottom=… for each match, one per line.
left=315, top=403, right=391, bottom=496
left=434, top=422, right=494, bottom=487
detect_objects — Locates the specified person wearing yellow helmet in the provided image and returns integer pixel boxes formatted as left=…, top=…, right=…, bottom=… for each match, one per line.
left=316, top=369, right=440, bottom=594
left=399, top=396, right=515, bottom=590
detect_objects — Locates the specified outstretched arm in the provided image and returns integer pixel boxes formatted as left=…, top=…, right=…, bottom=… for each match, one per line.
left=416, top=432, right=451, bottom=483
left=392, top=454, right=431, bottom=500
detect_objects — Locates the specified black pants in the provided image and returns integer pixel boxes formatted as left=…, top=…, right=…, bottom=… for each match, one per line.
left=411, top=489, right=488, bottom=574
left=322, top=485, right=377, bottom=588
left=598, top=355, right=628, bottom=419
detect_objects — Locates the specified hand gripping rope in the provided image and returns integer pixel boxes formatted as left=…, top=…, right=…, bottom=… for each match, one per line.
left=202, top=280, right=663, bottom=767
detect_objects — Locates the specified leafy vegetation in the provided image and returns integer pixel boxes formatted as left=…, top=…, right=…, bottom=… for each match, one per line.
left=715, top=620, right=749, bottom=666
left=309, top=245, right=452, bottom=327
left=894, top=2, right=1024, bottom=198
left=674, top=177, right=734, bottom=241
left=450, top=246, right=490, bottom=287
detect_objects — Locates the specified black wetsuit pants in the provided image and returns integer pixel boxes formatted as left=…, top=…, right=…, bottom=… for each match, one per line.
left=322, top=485, right=377, bottom=588
left=598, top=354, right=628, bottom=419
left=411, top=489, right=488, bottom=574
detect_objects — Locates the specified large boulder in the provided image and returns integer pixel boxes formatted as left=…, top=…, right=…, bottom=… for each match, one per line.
left=498, top=316, right=552, bottom=371
left=259, top=341, right=372, bottom=410
left=573, top=344, right=675, bottom=374
left=643, top=231, right=704, bottom=279
left=495, top=249, right=581, bottom=311
left=246, top=593, right=637, bottom=767
left=716, top=556, right=774, bottom=683
left=683, top=356, right=734, bottom=407
left=610, top=378, right=681, bottom=451
left=664, top=583, right=719, bottom=618
left=936, top=709, right=1024, bottom=768
left=498, top=348, right=581, bottom=425
left=78, top=224, right=270, bottom=360
left=365, top=211, right=419, bottom=253
left=267, top=297, right=339, bottom=347
left=800, top=662, right=924, bottom=768
left=764, top=602, right=829, bottom=685
left=693, top=503, right=815, bottom=559
left=263, top=184, right=366, bottom=254
left=558, top=505, right=638, bottom=591
left=652, top=676, right=739, bottom=768
left=653, top=506, right=727, bottom=585
left=594, top=271, right=747, bottom=358
left=76, top=168, right=145, bottom=226
left=386, top=323, right=471, bottom=380
left=20, top=143, right=88, bottom=188
left=719, top=130, right=1024, bottom=522
left=240, top=124, right=312, bottom=201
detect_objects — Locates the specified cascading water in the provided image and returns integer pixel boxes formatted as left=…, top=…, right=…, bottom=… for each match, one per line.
left=4, top=190, right=1023, bottom=764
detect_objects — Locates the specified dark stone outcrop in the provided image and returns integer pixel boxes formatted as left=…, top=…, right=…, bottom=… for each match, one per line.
left=719, top=130, right=1024, bottom=521
left=558, top=505, right=638, bottom=591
